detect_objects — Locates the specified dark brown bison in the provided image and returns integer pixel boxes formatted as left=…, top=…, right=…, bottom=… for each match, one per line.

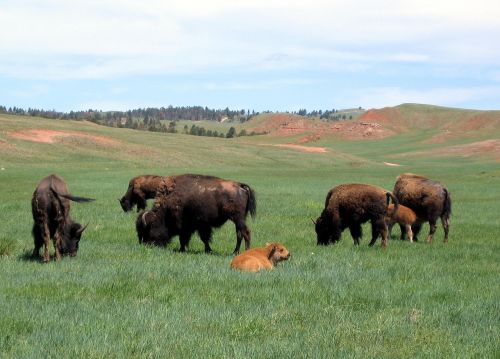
left=314, top=183, right=398, bottom=247
left=119, top=175, right=164, bottom=212
left=136, top=174, right=256, bottom=254
left=393, top=173, right=451, bottom=242
left=31, top=174, right=94, bottom=262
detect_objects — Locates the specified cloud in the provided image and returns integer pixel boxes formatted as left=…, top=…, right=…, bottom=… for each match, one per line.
left=1, top=1, right=500, bottom=110
left=1, top=0, right=499, bottom=81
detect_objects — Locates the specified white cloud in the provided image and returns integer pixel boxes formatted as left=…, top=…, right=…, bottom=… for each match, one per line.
left=1, top=0, right=499, bottom=80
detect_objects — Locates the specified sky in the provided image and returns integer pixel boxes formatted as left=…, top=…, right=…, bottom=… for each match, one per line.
left=1, top=0, right=500, bottom=112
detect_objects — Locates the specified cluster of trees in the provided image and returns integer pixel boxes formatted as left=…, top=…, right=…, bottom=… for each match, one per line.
left=0, top=106, right=256, bottom=123
left=181, top=124, right=264, bottom=138
left=293, top=107, right=364, bottom=120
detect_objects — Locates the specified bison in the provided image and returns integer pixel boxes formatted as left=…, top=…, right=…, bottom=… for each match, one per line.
left=119, top=175, right=164, bottom=212
left=314, top=183, right=398, bottom=247
left=31, top=174, right=94, bottom=262
left=385, top=203, right=419, bottom=242
left=136, top=174, right=256, bottom=254
left=230, top=242, right=290, bottom=272
left=393, top=173, right=451, bottom=242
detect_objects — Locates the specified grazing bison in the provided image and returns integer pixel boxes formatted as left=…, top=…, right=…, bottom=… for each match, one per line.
left=136, top=174, right=256, bottom=254
left=385, top=204, right=419, bottom=242
left=119, top=175, right=164, bottom=212
left=314, top=183, right=398, bottom=247
left=31, top=174, right=94, bottom=262
left=393, top=173, right=451, bottom=242
left=230, top=242, right=290, bottom=272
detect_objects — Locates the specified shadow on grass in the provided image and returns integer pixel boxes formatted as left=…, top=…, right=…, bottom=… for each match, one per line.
left=18, top=250, right=42, bottom=263
left=139, top=241, right=231, bottom=257
left=18, top=250, right=78, bottom=263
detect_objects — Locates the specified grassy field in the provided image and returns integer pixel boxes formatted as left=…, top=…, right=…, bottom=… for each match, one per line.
left=0, top=112, right=499, bottom=358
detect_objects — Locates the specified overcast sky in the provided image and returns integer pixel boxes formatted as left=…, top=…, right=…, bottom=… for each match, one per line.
left=1, top=0, right=499, bottom=112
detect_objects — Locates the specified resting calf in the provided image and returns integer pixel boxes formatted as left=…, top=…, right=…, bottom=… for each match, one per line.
left=230, top=243, right=290, bottom=272
left=385, top=204, right=418, bottom=242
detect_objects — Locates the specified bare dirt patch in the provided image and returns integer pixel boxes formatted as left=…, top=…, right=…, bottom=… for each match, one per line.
left=249, top=113, right=394, bottom=142
left=272, top=144, right=328, bottom=153
left=9, top=129, right=120, bottom=147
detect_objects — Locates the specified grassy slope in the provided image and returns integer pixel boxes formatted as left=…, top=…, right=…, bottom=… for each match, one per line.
left=0, top=108, right=499, bottom=358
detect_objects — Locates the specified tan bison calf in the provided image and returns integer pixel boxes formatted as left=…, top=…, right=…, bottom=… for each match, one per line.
left=230, top=243, right=290, bottom=272
left=385, top=204, right=418, bottom=242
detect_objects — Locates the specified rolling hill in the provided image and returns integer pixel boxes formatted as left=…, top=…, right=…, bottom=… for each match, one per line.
left=0, top=103, right=499, bottom=358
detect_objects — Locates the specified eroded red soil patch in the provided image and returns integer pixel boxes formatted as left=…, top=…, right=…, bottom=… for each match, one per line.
left=250, top=113, right=394, bottom=142
left=9, top=129, right=119, bottom=146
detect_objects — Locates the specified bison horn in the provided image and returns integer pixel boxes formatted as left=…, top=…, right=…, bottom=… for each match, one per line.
left=141, top=211, right=149, bottom=226
left=77, top=223, right=88, bottom=236
left=311, top=218, right=317, bottom=225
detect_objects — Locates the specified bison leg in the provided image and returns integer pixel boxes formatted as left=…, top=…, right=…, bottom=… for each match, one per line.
left=348, top=224, right=362, bottom=245
left=41, top=222, right=51, bottom=262
left=398, top=223, right=406, bottom=240
left=32, top=224, right=43, bottom=258
left=54, top=230, right=63, bottom=261
left=386, top=220, right=394, bottom=240
left=369, top=219, right=387, bottom=247
left=441, top=215, right=450, bottom=243
left=411, top=223, right=422, bottom=242
left=179, top=232, right=191, bottom=252
left=233, top=220, right=251, bottom=255
left=406, top=224, right=413, bottom=243
left=198, top=227, right=213, bottom=253
left=426, top=219, right=438, bottom=243
left=136, top=195, right=147, bottom=212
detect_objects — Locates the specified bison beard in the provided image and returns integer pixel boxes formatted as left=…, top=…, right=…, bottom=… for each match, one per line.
left=136, top=174, right=256, bottom=254
left=31, top=174, right=94, bottom=262
left=314, top=183, right=398, bottom=247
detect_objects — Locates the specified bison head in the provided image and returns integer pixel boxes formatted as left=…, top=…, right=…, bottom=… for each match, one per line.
left=60, top=221, right=87, bottom=257
left=136, top=210, right=168, bottom=246
left=314, top=210, right=340, bottom=245
left=267, top=242, right=291, bottom=264
left=119, top=196, right=133, bottom=212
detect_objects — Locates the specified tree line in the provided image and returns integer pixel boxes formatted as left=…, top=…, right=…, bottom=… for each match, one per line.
left=0, top=105, right=361, bottom=138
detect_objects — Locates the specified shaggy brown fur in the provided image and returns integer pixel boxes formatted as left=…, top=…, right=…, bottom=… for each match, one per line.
left=393, top=173, right=451, bottom=242
left=119, top=175, right=164, bottom=212
left=136, top=174, right=256, bottom=254
left=385, top=204, right=418, bottom=242
left=315, top=183, right=398, bottom=247
left=31, top=174, right=93, bottom=262
left=230, top=243, right=290, bottom=272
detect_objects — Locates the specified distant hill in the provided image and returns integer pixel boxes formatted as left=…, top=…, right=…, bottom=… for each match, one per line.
left=358, top=103, right=500, bottom=142
left=241, top=103, right=500, bottom=144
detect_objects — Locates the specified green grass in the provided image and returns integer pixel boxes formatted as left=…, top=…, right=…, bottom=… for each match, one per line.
left=0, top=114, right=499, bottom=358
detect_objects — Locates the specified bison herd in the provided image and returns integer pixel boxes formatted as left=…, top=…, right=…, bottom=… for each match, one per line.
left=31, top=172, right=451, bottom=271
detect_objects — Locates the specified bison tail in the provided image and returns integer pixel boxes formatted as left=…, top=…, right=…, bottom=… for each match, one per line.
left=442, top=188, right=452, bottom=219
left=241, top=184, right=257, bottom=219
left=386, top=192, right=399, bottom=217
left=58, top=193, right=95, bottom=203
